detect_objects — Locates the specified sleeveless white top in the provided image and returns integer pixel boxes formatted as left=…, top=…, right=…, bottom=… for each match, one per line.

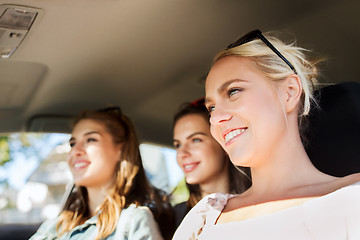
left=173, top=182, right=360, bottom=240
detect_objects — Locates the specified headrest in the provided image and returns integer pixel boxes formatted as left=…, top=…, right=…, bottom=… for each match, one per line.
left=306, top=82, right=360, bottom=177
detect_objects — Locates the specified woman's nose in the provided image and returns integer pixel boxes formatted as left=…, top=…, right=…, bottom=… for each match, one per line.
left=209, top=108, right=232, bottom=126
left=177, top=143, right=191, bottom=159
left=71, top=142, right=85, bottom=156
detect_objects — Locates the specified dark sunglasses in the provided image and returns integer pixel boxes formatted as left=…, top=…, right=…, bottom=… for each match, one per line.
left=227, top=29, right=297, bottom=74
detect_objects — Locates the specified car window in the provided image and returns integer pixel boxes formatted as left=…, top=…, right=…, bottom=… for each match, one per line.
left=0, top=133, right=71, bottom=224
left=140, top=143, right=187, bottom=205
left=0, top=133, right=185, bottom=225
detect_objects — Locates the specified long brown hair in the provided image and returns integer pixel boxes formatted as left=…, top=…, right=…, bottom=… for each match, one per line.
left=57, top=107, right=174, bottom=239
left=173, top=100, right=251, bottom=209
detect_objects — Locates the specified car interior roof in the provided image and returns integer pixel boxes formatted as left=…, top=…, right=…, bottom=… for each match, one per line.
left=0, top=0, right=359, bottom=146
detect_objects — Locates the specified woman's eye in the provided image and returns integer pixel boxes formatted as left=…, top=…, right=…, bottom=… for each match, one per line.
left=207, top=105, right=215, bottom=113
left=87, top=138, right=97, bottom=143
left=192, top=138, right=202, bottom=143
left=228, top=88, right=241, bottom=97
left=69, top=142, right=75, bottom=148
left=173, top=142, right=180, bottom=149
left=228, top=88, right=239, bottom=97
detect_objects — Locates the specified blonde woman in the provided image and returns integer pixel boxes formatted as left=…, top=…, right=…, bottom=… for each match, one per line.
left=173, top=30, right=360, bottom=239
left=31, top=107, right=174, bottom=240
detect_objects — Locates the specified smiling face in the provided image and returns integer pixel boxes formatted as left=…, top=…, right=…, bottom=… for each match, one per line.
left=173, top=114, right=228, bottom=185
left=68, top=119, right=122, bottom=189
left=205, top=56, right=287, bottom=168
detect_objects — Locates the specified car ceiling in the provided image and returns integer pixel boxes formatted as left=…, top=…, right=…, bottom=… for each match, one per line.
left=0, top=0, right=359, bottom=147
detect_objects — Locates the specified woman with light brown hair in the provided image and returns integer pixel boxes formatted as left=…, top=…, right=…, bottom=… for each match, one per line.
left=30, top=107, right=174, bottom=240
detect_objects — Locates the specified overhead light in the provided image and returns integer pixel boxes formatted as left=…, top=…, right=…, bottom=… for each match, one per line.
left=0, top=6, right=38, bottom=58
left=0, top=8, right=37, bottom=30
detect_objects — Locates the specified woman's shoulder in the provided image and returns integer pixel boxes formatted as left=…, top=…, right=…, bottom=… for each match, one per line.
left=342, top=172, right=360, bottom=184
left=29, top=217, right=59, bottom=240
left=331, top=173, right=360, bottom=190
left=298, top=173, right=360, bottom=199
left=172, top=193, right=234, bottom=240
left=113, top=204, right=163, bottom=240
left=119, top=204, right=154, bottom=221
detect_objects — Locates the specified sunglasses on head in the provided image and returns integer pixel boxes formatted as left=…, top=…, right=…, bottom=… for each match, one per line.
left=97, top=106, right=122, bottom=116
left=227, top=29, right=297, bottom=74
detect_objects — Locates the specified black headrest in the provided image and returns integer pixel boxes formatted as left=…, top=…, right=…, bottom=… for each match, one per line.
left=306, top=82, right=360, bottom=177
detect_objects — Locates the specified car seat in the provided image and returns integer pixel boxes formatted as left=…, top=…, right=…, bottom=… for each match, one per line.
left=306, top=81, right=360, bottom=177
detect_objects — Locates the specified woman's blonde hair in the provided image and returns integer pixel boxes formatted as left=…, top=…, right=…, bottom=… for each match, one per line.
left=214, top=31, right=322, bottom=124
left=57, top=109, right=174, bottom=240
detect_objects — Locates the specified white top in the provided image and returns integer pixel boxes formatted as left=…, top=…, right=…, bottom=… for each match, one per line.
left=173, top=182, right=360, bottom=240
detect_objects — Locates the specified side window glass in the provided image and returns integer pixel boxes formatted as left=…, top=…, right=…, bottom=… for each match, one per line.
left=140, top=143, right=187, bottom=204
left=0, top=133, right=71, bottom=224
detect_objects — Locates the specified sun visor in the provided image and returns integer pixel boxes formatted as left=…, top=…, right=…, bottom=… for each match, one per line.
left=0, top=61, right=47, bottom=110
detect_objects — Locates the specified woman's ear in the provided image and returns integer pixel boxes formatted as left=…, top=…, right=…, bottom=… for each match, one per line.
left=283, top=74, right=302, bottom=113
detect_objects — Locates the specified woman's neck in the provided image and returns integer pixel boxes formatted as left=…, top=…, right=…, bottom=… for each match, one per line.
left=86, top=187, right=108, bottom=216
left=248, top=136, right=335, bottom=200
left=85, top=176, right=116, bottom=216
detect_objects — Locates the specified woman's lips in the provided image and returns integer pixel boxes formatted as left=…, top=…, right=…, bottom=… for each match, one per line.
left=183, top=162, right=200, bottom=173
left=72, top=159, right=90, bottom=171
left=224, top=128, right=247, bottom=145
